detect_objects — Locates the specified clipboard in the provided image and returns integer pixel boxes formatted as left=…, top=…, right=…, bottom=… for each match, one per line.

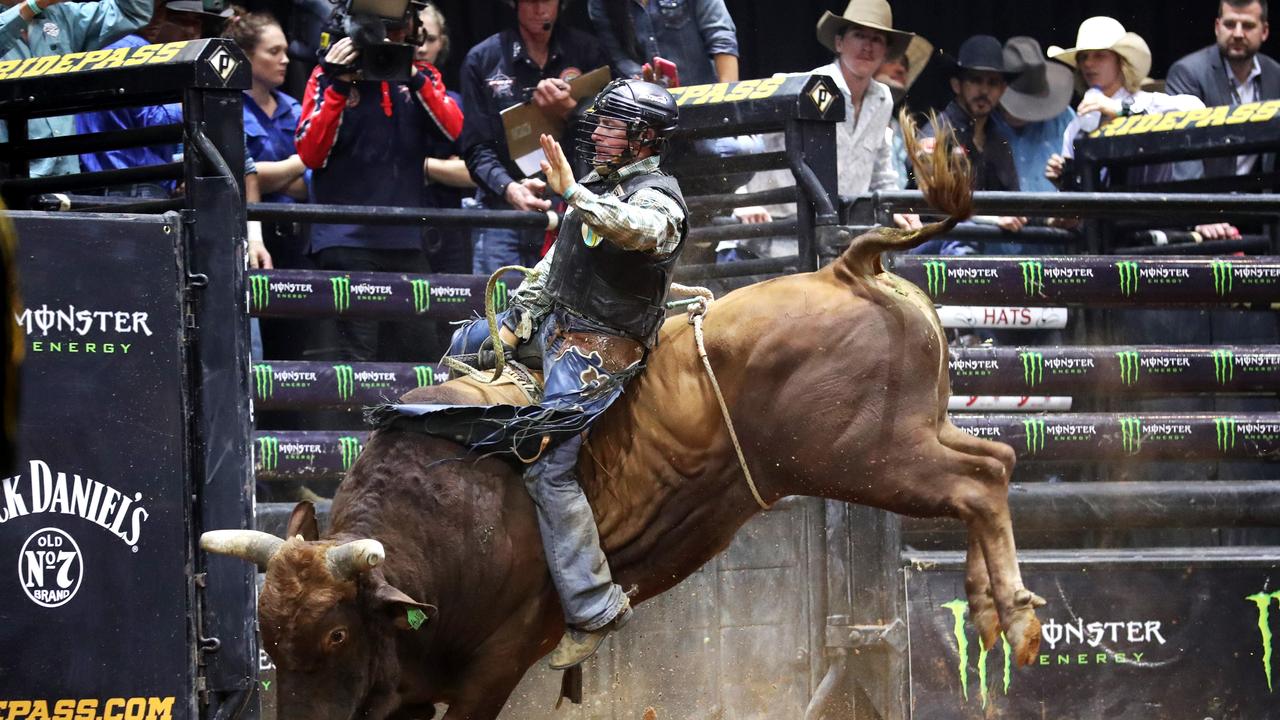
left=501, top=66, right=611, bottom=177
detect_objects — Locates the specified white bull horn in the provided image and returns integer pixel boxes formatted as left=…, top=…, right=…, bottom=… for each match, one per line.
left=325, top=539, right=385, bottom=581
left=201, top=530, right=286, bottom=570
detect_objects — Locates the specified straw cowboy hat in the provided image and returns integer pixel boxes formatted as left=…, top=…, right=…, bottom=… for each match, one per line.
left=1049, top=16, right=1153, bottom=93
left=879, top=34, right=935, bottom=104
left=816, top=0, right=918, bottom=61
left=1000, top=36, right=1074, bottom=122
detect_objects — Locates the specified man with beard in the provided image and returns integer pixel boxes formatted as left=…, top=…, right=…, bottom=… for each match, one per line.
left=921, top=35, right=1025, bottom=230
left=1168, top=0, right=1280, bottom=177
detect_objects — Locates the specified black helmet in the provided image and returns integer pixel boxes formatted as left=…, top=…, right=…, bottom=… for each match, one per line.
left=576, top=79, right=679, bottom=173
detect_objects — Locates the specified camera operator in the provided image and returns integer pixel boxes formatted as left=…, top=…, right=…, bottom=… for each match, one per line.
left=295, top=18, right=463, bottom=362
left=460, top=0, right=611, bottom=273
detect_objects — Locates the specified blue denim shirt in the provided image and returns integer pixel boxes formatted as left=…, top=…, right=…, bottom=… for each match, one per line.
left=991, top=107, right=1076, bottom=194
left=0, top=0, right=152, bottom=176
left=587, top=0, right=738, bottom=87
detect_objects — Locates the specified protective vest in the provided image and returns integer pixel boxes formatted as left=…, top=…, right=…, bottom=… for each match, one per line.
left=544, top=171, right=688, bottom=346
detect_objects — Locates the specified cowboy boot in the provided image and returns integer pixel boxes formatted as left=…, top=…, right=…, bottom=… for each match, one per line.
left=548, top=598, right=633, bottom=670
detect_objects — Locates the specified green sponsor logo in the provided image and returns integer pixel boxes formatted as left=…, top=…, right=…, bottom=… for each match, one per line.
left=257, top=436, right=279, bottom=472
left=1018, top=351, right=1043, bottom=387
left=1212, top=259, right=1234, bottom=297
left=1119, top=417, right=1142, bottom=454
left=413, top=365, right=435, bottom=387
left=339, top=436, right=362, bottom=470
left=1116, top=351, right=1140, bottom=386
left=249, top=274, right=270, bottom=311
left=1023, top=418, right=1045, bottom=455
left=923, top=260, right=947, bottom=297
left=253, top=364, right=273, bottom=399
left=1116, top=261, right=1140, bottom=297
left=492, top=280, right=510, bottom=312
left=1247, top=589, right=1280, bottom=692
left=1213, top=349, right=1235, bottom=384
left=334, top=364, right=354, bottom=401
left=1018, top=260, right=1044, bottom=296
left=1215, top=416, right=1237, bottom=452
left=331, top=276, right=351, bottom=312
left=411, top=278, right=431, bottom=314
left=942, top=599, right=1012, bottom=707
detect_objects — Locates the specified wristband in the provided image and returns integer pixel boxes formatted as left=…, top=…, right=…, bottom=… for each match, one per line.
left=26, top=0, right=42, bottom=17
left=563, top=183, right=579, bottom=202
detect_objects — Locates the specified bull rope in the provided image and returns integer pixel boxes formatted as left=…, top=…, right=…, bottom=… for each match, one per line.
left=684, top=295, right=772, bottom=512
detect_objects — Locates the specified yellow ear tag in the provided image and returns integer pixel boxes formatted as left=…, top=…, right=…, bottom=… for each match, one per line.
left=581, top=224, right=603, bottom=248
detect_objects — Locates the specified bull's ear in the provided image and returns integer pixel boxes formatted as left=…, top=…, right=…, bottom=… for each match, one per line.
left=374, top=582, right=437, bottom=631
left=286, top=501, right=319, bottom=541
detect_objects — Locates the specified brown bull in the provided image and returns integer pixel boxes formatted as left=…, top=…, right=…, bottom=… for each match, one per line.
left=202, top=123, right=1042, bottom=719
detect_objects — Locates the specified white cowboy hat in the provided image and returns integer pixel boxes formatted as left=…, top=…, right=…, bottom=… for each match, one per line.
left=1049, top=16, right=1152, bottom=93
left=816, top=0, right=918, bottom=61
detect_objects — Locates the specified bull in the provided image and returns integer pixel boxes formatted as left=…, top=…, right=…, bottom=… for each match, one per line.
left=201, top=121, right=1043, bottom=719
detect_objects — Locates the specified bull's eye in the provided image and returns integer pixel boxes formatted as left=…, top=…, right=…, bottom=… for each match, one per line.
left=328, top=629, right=347, bottom=646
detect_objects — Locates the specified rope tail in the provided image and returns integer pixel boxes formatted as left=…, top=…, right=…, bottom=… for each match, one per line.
left=483, top=265, right=534, bottom=383
left=839, top=109, right=976, bottom=278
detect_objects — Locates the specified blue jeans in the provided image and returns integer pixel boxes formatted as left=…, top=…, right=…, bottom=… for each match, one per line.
left=471, top=226, right=541, bottom=274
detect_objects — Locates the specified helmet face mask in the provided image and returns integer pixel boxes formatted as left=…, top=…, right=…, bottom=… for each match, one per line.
left=575, top=79, right=679, bottom=175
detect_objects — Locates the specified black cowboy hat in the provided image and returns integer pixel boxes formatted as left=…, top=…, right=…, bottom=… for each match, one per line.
left=945, top=35, right=1018, bottom=78
left=999, top=36, right=1074, bottom=122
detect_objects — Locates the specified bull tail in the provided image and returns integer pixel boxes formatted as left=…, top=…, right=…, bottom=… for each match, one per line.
left=838, top=109, right=974, bottom=278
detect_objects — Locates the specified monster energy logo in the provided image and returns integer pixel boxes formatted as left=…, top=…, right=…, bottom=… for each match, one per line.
left=253, top=364, right=273, bottom=399
left=411, top=278, right=431, bottom=314
left=1215, top=417, right=1237, bottom=452
left=1119, top=417, right=1142, bottom=454
left=1213, top=349, right=1235, bottom=384
left=339, top=436, right=362, bottom=470
left=1212, top=259, right=1234, bottom=296
left=942, top=599, right=1012, bottom=707
left=1018, top=260, right=1044, bottom=296
left=1247, top=589, right=1280, bottom=692
left=333, top=364, right=355, bottom=400
left=1023, top=418, right=1045, bottom=455
left=1116, top=261, right=1140, bottom=296
left=249, top=275, right=270, bottom=311
left=492, top=280, right=510, bottom=312
left=257, top=436, right=279, bottom=471
left=923, top=260, right=946, bottom=296
left=414, top=365, right=435, bottom=387
left=331, top=276, right=351, bottom=312
left=1116, top=351, right=1140, bottom=386
left=1018, top=352, right=1043, bottom=387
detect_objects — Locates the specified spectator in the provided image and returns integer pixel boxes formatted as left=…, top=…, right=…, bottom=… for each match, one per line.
left=1167, top=0, right=1280, bottom=177
left=417, top=1, right=474, bottom=274
left=588, top=0, right=738, bottom=85
left=995, top=36, right=1075, bottom=195
left=296, top=20, right=463, bottom=361
left=876, top=34, right=933, bottom=185
left=459, top=0, right=611, bottom=274
left=921, top=35, right=1026, bottom=232
left=0, top=0, right=152, bottom=176
left=1044, top=16, right=1237, bottom=240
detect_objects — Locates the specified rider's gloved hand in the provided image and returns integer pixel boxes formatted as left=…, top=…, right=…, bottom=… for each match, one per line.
left=476, top=336, right=515, bottom=370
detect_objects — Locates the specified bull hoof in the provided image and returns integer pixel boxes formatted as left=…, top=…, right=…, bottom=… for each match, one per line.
left=970, top=600, right=1000, bottom=651
left=1005, top=610, right=1042, bottom=666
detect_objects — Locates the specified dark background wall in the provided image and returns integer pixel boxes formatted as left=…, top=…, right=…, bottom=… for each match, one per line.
left=425, top=0, right=1277, bottom=111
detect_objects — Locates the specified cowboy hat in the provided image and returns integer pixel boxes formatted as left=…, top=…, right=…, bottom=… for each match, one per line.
left=945, top=35, right=1018, bottom=77
left=877, top=35, right=934, bottom=104
left=816, top=0, right=917, bottom=61
left=1049, top=16, right=1152, bottom=93
left=999, top=36, right=1074, bottom=122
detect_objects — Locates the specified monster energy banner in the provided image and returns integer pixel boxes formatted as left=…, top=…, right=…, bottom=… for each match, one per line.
left=907, top=552, right=1280, bottom=719
left=247, top=269, right=518, bottom=321
left=0, top=214, right=192, bottom=712
left=252, top=361, right=448, bottom=410
left=892, top=255, right=1280, bottom=306
left=255, top=431, right=369, bottom=480
left=951, top=412, right=1280, bottom=461
left=949, top=345, right=1280, bottom=395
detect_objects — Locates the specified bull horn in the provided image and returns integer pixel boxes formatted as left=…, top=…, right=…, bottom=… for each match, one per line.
left=201, top=530, right=285, bottom=570
left=325, top=539, right=385, bottom=581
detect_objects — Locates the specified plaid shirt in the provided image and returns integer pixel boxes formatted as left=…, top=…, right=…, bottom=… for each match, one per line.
left=512, top=156, right=684, bottom=327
